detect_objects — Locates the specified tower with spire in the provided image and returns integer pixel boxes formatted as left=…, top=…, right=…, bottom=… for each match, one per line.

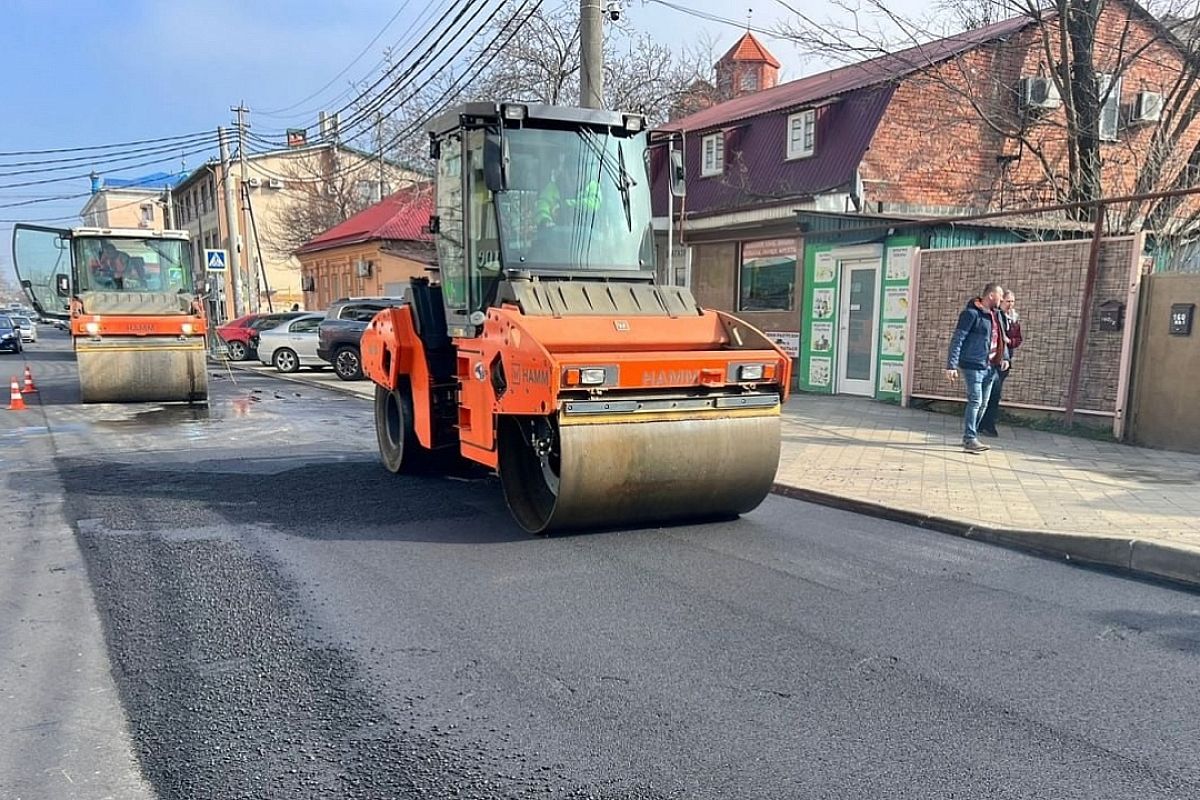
left=715, top=29, right=781, bottom=100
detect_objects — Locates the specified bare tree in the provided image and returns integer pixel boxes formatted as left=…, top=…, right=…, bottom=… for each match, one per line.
left=260, top=146, right=405, bottom=258
left=773, top=0, right=1200, bottom=239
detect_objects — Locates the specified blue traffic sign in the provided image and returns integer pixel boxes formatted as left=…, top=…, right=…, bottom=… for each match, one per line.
left=204, top=249, right=228, bottom=272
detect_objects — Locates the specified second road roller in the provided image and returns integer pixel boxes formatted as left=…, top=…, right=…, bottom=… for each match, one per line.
left=362, top=102, right=791, bottom=533
left=11, top=225, right=209, bottom=404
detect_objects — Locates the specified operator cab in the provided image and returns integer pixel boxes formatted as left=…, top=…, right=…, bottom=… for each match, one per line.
left=427, top=103, right=662, bottom=339
left=11, top=226, right=196, bottom=319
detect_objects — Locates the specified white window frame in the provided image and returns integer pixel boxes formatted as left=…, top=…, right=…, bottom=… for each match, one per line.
left=1099, top=73, right=1122, bottom=142
left=787, top=110, right=816, bottom=160
left=701, top=132, right=724, bottom=177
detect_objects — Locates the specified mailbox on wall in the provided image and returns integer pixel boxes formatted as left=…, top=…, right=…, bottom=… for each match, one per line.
left=1098, top=300, right=1125, bottom=332
left=1170, top=303, right=1195, bottom=336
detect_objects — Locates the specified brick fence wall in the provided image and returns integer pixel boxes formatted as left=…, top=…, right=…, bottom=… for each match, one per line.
left=910, top=237, right=1138, bottom=414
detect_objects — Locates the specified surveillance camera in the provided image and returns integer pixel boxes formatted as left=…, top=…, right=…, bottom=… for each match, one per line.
left=605, top=1, right=622, bottom=21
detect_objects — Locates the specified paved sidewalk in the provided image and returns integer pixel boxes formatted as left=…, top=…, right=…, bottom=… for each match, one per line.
left=775, top=396, right=1200, bottom=588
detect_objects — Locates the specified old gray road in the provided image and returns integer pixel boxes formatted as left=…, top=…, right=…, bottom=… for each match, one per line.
left=3, top=331, right=1198, bottom=800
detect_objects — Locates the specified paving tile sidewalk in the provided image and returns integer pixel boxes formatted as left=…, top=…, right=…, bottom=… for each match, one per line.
left=775, top=395, right=1200, bottom=588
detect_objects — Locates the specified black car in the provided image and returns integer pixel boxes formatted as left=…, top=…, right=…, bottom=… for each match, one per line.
left=317, top=297, right=405, bottom=381
left=0, top=314, right=22, bottom=354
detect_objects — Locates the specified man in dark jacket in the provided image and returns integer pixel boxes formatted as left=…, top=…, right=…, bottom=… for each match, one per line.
left=946, top=283, right=1007, bottom=453
left=979, top=290, right=1022, bottom=437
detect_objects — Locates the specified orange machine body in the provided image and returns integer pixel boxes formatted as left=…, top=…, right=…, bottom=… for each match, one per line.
left=362, top=302, right=792, bottom=470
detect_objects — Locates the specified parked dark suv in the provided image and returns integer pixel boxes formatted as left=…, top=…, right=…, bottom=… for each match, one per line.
left=317, top=297, right=405, bottom=380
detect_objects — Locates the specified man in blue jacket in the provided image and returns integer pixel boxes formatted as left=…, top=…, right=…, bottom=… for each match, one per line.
left=946, top=283, right=1008, bottom=453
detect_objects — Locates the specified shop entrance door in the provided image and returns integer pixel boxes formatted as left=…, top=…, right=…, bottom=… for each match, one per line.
left=836, top=260, right=880, bottom=396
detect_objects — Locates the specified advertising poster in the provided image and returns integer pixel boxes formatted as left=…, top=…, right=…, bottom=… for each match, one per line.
left=812, top=288, right=835, bottom=320
left=767, top=331, right=800, bottom=357
left=810, top=322, right=833, bottom=352
left=881, top=322, right=907, bottom=357
left=809, top=357, right=832, bottom=387
left=879, top=361, right=904, bottom=394
left=886, top=246, right=913, bottom=281
left=814, top=252, right=836, bottom=284
left=884, top=287, right=910, bottom=320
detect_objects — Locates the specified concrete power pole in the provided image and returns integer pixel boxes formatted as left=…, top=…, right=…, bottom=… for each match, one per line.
left=580, top=0, right=604, bottom=108
left=218, top=127, right=245, bottom=317
left=377, top=112, right=386, bottom=202
left=232, top=102, right=259, bottom=312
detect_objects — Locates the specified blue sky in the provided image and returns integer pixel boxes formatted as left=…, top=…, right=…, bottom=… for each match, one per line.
left=0, top=0, right=924, bottom=279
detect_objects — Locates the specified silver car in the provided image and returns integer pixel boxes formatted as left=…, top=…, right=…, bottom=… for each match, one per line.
left=11, top=315, right=37, bottom=343
left=256, top=313, right=327, bottom=373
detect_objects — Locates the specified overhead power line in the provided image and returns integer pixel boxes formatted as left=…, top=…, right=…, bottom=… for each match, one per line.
left=0, top=132, right=217, bottom=178
left=256, top=0, right=420, bottom=117
left=0, top=130, right=218, bottom=159
left=0, top=140, right=219, bottom=191
left=279, top=0, right=483, bottom=140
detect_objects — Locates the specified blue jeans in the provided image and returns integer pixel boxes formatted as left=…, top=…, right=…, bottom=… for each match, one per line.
left=961, top=367, right=998, bottom=442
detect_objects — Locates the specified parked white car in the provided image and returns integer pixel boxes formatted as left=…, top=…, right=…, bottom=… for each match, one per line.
left=11, top=315, right=37, bottom=343
left=256, top=313, right=327, bottom=373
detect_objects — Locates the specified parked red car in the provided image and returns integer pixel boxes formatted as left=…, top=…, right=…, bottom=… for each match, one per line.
left=217, top=312, right=307, bottom=360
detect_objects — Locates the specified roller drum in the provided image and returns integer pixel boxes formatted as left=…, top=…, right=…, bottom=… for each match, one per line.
left=76, top=338, right=209, bottom=404
left=499, top=411, right=781, bottom=534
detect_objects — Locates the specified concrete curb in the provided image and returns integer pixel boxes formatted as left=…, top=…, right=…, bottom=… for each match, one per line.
left=772, top=482, right=1200, bottom=592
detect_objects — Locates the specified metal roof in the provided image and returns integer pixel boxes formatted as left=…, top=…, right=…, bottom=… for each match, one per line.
left=295, top=184, right=433, bottom=255
left=659, top=14, right=1037, bottom=133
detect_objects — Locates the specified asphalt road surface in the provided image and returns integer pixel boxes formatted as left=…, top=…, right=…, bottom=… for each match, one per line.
left=3, top=330, right=1198, bottom=800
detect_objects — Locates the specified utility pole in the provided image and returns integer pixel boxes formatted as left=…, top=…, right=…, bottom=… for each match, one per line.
left=377, top=112, right=386, bottom=202
left=218, top=127, right=244, bottom=318
left=232, top=101, right=259, bottom=313
left=580, top=0, right=604, bottom=108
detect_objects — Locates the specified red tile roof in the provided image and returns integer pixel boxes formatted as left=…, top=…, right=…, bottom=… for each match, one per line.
left=720, top=32, right=781, bottom=68
left=296, top=183, right=433, bottom=254
left=662, top=14, right=1037, bottom=133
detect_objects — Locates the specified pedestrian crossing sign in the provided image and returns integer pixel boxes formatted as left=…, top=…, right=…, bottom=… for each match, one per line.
left=204, top=249, right=228, bottom=272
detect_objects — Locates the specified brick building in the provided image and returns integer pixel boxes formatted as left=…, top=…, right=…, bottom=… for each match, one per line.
left=650, top=1, right=1198, bottom=399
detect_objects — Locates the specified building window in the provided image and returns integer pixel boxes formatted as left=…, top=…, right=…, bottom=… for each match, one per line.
left=787, top=110, right=816, bottom=159
left=740, top=70, right=758, bottom=92
left=738, top=239, right=797, bottom=312
left=701, top=132, right=724, bottom=177
left=1099, top=74, right=1122, bottom=142
left=140, top=203, right=154, bottom=225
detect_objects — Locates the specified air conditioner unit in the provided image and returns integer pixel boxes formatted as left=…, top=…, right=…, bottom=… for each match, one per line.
left=245, top=177, right=261, bottom=188
left=1019, top=77, right=1061, bottom=111
left=355, top=259, right=372, bottom=278
left=267, top=177, right=285, bottom=189
left=1132, top=91, right=1163, bottom=123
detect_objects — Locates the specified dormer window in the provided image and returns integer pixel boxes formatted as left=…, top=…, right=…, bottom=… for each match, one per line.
left=702, top=132, right=725, bottom=177
left=787, top=110, right=816, bottom=159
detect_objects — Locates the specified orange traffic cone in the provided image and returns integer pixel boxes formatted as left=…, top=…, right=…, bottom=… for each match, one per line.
left=7, top=377, right=26, bottom=411
left=21, top=365, right=37, bottom=394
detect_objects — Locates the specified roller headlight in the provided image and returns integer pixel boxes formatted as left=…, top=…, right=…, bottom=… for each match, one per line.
left=580, top=367, right=607, bottom=385
left=738, top=364, right=764, bottom=381
left=85, top=322, right=101, bottom=335
left=181, top=323, right=194, bottom=335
